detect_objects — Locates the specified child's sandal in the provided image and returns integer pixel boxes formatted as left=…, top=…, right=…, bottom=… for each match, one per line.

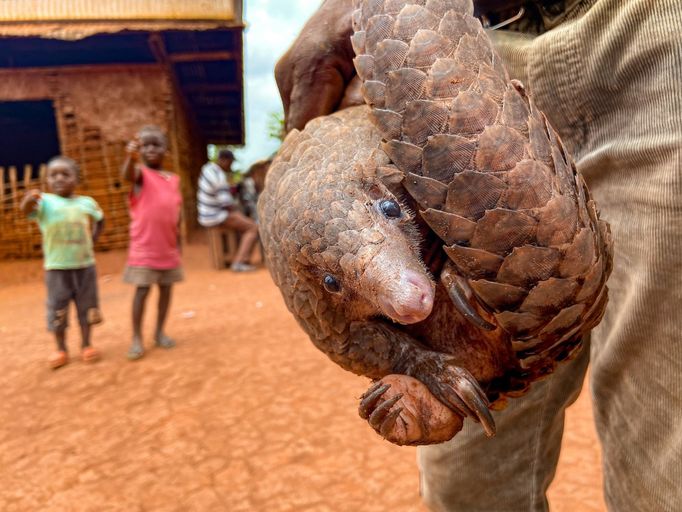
left=81, top=346, right=100, bottom=363
left=127, top=346, right=145, bottom=361
left=49, top=350, right=69, bottom=369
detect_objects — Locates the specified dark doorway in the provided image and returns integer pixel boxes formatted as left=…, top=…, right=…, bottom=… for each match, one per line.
left=0, top=100, right=60, bottom=179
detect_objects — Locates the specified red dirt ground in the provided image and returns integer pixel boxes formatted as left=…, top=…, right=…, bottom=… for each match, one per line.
left=0, top=243, right=606, bottom=511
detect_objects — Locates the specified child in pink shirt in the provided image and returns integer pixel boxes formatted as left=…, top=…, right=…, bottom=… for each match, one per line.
left=121, top=125, right=183, bottom=360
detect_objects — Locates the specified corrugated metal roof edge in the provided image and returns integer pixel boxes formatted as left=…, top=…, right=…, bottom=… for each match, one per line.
left=0, top=0, right=241, bottom=23
left=0, top=20, right=245, bottom=41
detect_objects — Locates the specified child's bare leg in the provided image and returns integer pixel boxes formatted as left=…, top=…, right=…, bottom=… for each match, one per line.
left=128, top=286, right=150, bottom=359
left=48, top=298, right=69, bottom=368
left=55, top=327, right=67, bottom=352
left=155, top=284, right=175, bottom=348
left=79, top=323, right=100, bottom=362
left=48, top=327, right=69, bottom=368
left=80, top=324, right=91, bottom=348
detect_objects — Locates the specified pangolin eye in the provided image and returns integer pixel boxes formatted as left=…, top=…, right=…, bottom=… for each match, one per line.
left=379, top=199, right=401, bottom=218
left=323, top=274, right=341, bottom=293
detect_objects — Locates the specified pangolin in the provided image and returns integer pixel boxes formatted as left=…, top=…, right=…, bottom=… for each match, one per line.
left=258, top=0, right=612, bottom=446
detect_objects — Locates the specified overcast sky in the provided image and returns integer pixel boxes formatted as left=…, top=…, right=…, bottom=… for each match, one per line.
left=230, top=0, right=322, bottom=171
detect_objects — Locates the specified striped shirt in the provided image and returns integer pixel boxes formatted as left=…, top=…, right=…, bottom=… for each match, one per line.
left=197, top=161, right=235, bottom=227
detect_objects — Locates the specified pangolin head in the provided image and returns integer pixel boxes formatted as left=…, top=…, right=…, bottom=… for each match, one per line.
left=259, top=107, right=435, bottom=328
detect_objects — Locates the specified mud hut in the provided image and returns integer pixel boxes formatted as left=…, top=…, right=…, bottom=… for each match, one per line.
left=0, top=0, right=244, bottom=259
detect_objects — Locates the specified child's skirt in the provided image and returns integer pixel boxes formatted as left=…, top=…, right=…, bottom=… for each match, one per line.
left=123, top=266, right=184, bottom=286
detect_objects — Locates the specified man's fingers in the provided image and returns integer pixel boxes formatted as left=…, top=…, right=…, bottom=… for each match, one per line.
left=275, top=0, right=356, bottom=132
left=286, top=67, right=347, bottom=131
left=338, top=74, right=363, bottom=109
left=274, top=52, right=294, bottom=118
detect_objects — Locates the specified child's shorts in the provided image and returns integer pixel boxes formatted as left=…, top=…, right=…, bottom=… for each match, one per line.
left=46, top=266, right=103, bottom=331
left=123, top=266, right=184, bottom=286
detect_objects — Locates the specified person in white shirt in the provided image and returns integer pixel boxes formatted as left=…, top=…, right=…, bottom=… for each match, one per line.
left=197, top=150, right=258, bottom=272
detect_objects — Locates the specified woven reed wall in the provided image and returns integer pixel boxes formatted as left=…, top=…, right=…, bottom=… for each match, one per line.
left=0, top=64, right=203, bottom=260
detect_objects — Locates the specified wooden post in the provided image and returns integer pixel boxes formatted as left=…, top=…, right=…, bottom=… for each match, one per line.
left=100, top=132, right=114, bottom=194
left=40, top=164, right=47, bottom=190
left=24, top=164, right=32, bottom=189
left=0, top=167, right=5, bottom=217
left=9, top=166, right=17, bottom=210
left=23, top=164, right=33, bottom=239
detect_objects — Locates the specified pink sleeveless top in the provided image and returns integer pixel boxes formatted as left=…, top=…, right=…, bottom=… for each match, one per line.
left=127, top=166, right=182, bottom=269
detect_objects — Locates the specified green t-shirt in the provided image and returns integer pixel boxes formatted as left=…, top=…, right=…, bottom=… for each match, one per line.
left=30, top=193, right=104, bottom=270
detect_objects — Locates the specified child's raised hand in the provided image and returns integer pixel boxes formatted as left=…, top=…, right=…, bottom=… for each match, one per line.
left=122, top=137, right=142, bottom=183
left=20, top=188, right=42, bottom=214
left=126, top=138, right=140, bottom=160
left=25, top=188, right=42, bottom=200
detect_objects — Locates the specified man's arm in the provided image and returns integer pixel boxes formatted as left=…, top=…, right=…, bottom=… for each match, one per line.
left=275, top=0, right=358, bottom=132
left=276, top=0, right=523, bottom=132
left=215, top=168, right=237, bottom=211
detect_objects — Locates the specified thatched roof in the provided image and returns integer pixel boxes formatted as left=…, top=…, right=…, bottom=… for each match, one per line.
left=0, top=0, right=242, bottom=40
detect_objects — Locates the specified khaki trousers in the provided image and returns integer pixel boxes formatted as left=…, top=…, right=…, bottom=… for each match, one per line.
left=418, top=2, right=682, bottom=511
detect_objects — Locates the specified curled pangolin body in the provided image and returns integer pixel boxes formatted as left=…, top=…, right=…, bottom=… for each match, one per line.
left=259, top=0, right=612, bottom=445
left=352, top=0, right=612, bottom=375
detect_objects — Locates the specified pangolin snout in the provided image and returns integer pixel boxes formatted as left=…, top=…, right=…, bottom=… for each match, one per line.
left=377, top=269, right=434, bottom=325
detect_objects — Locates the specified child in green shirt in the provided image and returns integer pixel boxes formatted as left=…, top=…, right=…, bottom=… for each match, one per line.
left=21, top=156, right=104, bottom=369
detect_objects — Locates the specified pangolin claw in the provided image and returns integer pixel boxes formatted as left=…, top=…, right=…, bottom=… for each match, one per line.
left=430, top=364, right=496, bottom=437
left=379, top=407, right=404, bottom=437
left=456, top=378, right=496, bottom=437
left=441, top=267, right=496, bottom=331
left=441, top=385, right=479, bottom=419
left=359, top=382, right=391, bottom=419
left=361, top=380, right=384, bottom=398
left=368, top=393, right=403, bottom=429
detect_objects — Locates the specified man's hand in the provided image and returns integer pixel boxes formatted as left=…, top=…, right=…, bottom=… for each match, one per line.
left=275, top=0, right=360, bottom=132
left=274, top=0, right=526, bottom=134
left=20, top=189, right=41, bottom=215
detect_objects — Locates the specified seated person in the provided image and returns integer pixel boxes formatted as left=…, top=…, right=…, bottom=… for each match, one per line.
left=197, top=149, right=258, bottom=272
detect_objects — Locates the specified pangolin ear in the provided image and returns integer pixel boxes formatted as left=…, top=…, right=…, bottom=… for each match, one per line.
left=358, top=161, right=377, bottom=182
left=358, top=147, right=392, bottom=181
left=358, top=163, right=405, bottom=200
left=366, top=176, right=399, bottom=202
left=376, top=164, right=404, bottom=192
left=360, top=163, right=405, bottom=198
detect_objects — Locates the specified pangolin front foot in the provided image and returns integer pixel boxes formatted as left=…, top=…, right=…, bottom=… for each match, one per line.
left=358, top=375, right=462, bottom=445
left=408, top=355, right=496, bottom=437
left=436, top=364, right=495, bottom=437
